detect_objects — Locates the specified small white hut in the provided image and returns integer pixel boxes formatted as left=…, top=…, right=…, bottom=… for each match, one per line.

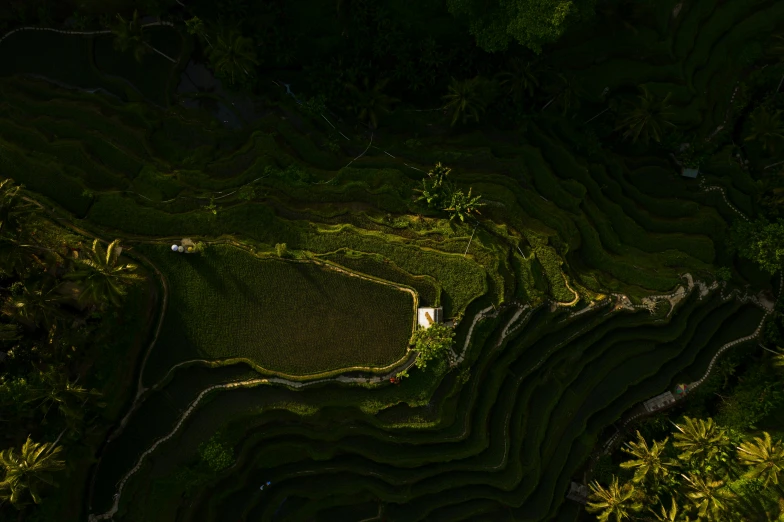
left=417, top=307, right=443, bottom=328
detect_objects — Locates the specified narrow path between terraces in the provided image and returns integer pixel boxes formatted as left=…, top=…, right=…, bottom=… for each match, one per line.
left=0, top=21, right=179, bottom=61
left=21, top=198, right=429, bottom=520
left=87, top=285, right=524, bottom=521
left=582, top=183, right=779, bottom=484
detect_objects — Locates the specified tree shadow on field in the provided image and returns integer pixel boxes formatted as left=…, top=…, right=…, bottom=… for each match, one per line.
left=185, top=251, right=263, bottom=299
left=220, top=258, right=270, bottom=304
left=291, top=261, right=334, bottom=304
left=440, top=291, right=453, bottom=319
left=178, top=250, right=258, bottom=310
left=187, top=253, right=228, bottom=295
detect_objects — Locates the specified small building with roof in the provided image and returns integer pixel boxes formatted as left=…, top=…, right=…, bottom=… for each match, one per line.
left=417, top=307, right=443, bottom=328
left=644, top=391, right=676, bottom=412
left=682, top=167, right=699, bottom=179
left=566, top=482, right=589, bottom=504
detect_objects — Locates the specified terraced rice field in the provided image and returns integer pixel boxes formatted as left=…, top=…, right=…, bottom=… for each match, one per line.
left=320, top=250, right=441, bottom=307
left=138, top=244, right=417, bottom=383
left=95, top=292, right=767, bottom=521
left=2, top=0, right=781, bottom=518
left=0, top=25, right=183, bottom=106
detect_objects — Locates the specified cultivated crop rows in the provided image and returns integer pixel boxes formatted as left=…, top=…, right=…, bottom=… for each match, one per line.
left=139, top=244, right=416, bottom=384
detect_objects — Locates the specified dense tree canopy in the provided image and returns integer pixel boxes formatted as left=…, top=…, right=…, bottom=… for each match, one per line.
left=410, top=323, right=455, bottom=369
left=65, top=239, right=144, bottom=308
left=443, top=77, right=494, bottom=126
left=615, top=87, right=675, bottom=145
left=0, top=437, right=65, bottom=507
left=590, top=418, right=784, bottom=521
left=730, top=219, right=784, bottom=275
left=586, top=476, right=642, bottom=521
left=446, top=0, right=595, bottom=53
left=0, top=178, right=144, bottom=514
left=415, top=163, right=453, bottom=210
left=345, top=77, right=399, bottom=129
left=745, top=107, right=784, bottom=153
left=206, top=29, right=259, bottom=85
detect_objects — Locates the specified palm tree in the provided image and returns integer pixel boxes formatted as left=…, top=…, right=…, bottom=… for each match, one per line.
left=444, top=187, right=484, bottom=223
left=0, top=240, right=62, bottom=279
left=427, top=162, right=451, bottom=186
left=0, top=179, right=49, bottom=277
left=744, top=107, right=784, bottom=153
left=112, top=10, right=176, bottom=64
left=620, top=431, right=671, bottom=488
left=64, top=239, right=144, bottom=308
left=415, top=179, right=442, bottom=209
left=0, top=179, right=35, bottom=240
left=681, top=473, right=736, bottom=521
left=737, top=432, right=784, bottom=487
left=344, top=77, right=399, bottom=129
left=0, top=436, right=65, bottom=506
left=672, top=417, right=729, bottom=468
left=497, top=58, right=539, bottom=102
left=414, top=162, right=452, bottom=209
left=615, top=87, right=675, bottom=144
left=586, top=476, right=643, bottom=522
left=34, top=368, right=101, bottom=430
left=773, top=346, right=784, bottom=369
left=649, top=498, right=691, bottom=522
left=727, top=479, right=782, bottom=522
left=0, top=323, right=19, bottom=341
left=0, top=241, right=35, bottom=278
left=443, top=77, right=490, bottom=127
left=2, top=279, right=64, bottom=330
left=112, top=10, right=149, bottom=63
left=207, top=29, right=259, bottom=85
left=542, top=72, right=585, bottom=116
left=185, top=16, right=212, bottom=48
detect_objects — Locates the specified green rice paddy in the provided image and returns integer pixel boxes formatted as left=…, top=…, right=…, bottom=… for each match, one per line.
left=138, top=244, right=416, bottom=383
